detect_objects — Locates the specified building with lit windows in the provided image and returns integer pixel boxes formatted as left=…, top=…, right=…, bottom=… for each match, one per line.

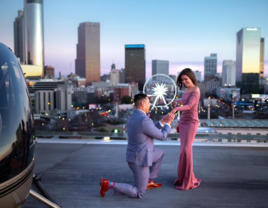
left=222, top=60, right=236, bottom=87
left=236, top=28, right=262, bottom=94
left=204, top=54, right=217, bottom=79
left=125, top=44, right=145, bottom=91
left=35, top=90, right=54, bottom=113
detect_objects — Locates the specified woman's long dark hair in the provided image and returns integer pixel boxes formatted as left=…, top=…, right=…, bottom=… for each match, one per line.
left=176, top=68, right=198, bottom=90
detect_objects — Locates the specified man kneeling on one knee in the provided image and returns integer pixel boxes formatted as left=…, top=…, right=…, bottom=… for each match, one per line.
left=100, top=93, right=175, bottom=198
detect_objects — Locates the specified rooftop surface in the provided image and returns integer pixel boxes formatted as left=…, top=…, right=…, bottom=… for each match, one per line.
left=24, top=140, right=268, bottom=208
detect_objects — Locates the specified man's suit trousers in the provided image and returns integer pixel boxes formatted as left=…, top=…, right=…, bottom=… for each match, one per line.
left=113, top=148, right=164, bottom=198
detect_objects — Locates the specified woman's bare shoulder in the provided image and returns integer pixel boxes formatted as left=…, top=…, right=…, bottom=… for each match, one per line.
left=193, top=86, right=200, bottom=92
left=187, top=86, right=200, bottom=93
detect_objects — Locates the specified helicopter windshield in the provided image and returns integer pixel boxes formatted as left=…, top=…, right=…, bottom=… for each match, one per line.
left=0, top=43, right=35, bottom=182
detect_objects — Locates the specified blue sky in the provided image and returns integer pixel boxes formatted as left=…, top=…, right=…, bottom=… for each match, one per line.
left=0, top=0, right=268, bottom=78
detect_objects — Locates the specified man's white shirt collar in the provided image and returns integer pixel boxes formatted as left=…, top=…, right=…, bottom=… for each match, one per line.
left=137, top=109, right=146, bottom=115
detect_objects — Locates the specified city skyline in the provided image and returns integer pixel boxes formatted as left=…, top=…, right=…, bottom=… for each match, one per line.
left=1, top=0, right=268, bottom=79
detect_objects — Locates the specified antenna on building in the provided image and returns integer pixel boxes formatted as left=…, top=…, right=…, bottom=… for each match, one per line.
left=111, top=60, right=116, bottom=70
left=70, top=63, right=72, bottom=74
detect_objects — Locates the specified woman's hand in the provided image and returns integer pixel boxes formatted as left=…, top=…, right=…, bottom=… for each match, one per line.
left=172, top=107, right=180, bottom=113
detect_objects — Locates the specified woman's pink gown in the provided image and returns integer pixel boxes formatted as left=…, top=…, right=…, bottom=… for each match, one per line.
left=174, top=89, right=201, bottom=190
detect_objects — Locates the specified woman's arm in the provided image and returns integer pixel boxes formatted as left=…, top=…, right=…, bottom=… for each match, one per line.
left=175, top=88, right=200, bottom=111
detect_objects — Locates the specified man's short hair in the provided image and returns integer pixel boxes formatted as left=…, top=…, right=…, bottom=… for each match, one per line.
left=134, top=93, right=147, bottom=107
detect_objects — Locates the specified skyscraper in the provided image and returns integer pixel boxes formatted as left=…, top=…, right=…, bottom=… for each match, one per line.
left=222, top=60, right=236, bottom=87
left=19, top=0, right=44, bottom=79
left=193, top=70, right=202, bottom=82
left=24, top=0, right=44, bottom=67
left=75, top=22, right=100, bottom=86
left=236, top=28, right=261, bottom=94
left=152, top=60, right=169, bottom=76
left=14, top=10, right=25, bottom=63
left=204, top=54, right=217, bottom=80
left=125, top=44, right=145, bottom=91
left=260, top=38, right=265, bottom=78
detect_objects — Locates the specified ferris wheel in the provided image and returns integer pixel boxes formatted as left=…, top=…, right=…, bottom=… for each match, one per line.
left=143, top=74, right=177, bottom=109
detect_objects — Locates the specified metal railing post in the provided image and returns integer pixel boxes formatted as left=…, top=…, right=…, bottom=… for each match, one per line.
left=29, top=189, right=61, bottom=208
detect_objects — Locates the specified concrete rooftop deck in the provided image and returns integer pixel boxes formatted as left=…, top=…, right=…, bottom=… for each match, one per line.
left=24, top=140, right=268, bottom=208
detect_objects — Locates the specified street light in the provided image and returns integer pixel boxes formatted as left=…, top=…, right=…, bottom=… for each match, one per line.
left=113, top=128, right=119, bottom=134
left=232, top=104, right=235, bottom=119
left=208, top=104, right=210, bottom=119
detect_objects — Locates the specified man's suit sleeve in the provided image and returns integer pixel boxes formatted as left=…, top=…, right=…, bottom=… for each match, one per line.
left=155, top=121, right=162, bottom=129
left=142, top=117, right=171, bottom=141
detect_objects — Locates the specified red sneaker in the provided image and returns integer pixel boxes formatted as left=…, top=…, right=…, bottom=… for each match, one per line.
left=146, top=180, right=162, bottom=190
left=100, top=178, right=109, bottom=197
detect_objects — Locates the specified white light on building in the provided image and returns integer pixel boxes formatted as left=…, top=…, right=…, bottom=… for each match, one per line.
left=222, top=60, right=236, bottom=87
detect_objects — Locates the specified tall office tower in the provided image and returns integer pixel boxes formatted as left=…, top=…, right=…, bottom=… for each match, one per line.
left=75, top=22, right=100, bottom=86
left=260, top=38, right=265, bottom=78
left=152, top=60, right=169, bottom=76
left=14, top=10, right=25, bottom=63
left=24, top=0, right=44, bottom=67
left=193, top=70, right=202, bottom=82
left=236, top=28, right=261, bottom=94
left=125, top=44, right=145, bottom=91
left=204, top=53, right=217, bottom=80
left=222, top=60, right=236, bottom=87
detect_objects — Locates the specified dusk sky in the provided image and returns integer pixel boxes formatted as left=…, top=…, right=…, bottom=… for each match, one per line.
left=1, top=0, right=268, bottom=79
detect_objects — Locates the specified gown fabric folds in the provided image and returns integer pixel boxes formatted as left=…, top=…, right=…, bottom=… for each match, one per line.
left=174, top=90, right=201, bottom=190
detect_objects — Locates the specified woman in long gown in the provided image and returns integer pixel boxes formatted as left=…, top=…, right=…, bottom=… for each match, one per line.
left=173, top=68, right=201, bottom=190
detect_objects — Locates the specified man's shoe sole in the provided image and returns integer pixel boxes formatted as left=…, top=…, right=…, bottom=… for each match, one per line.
left=146, top=184, right=162, bottom=190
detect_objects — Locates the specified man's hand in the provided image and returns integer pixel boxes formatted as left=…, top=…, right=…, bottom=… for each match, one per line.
left=160, top=116, right=166, bottom=126
left=165, top=111, right=175, bottom=124
left=160, top=109, right=176, bottom=125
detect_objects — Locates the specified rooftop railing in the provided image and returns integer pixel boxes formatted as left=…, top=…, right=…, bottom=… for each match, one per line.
left=204, top=119, right=268, bottom=128
left=35, top=127, right=268, bottom=143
